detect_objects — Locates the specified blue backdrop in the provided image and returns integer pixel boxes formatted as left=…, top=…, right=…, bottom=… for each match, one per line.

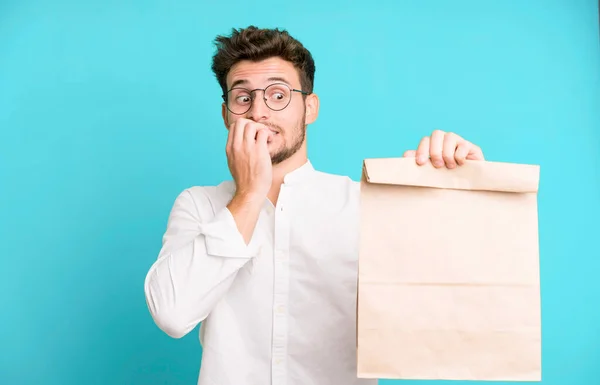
left=1, top=0, right=599, bottom=384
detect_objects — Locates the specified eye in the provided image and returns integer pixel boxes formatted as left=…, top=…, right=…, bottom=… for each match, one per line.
left=266, top=88, right=289, bottom=103
left=235, top=95, right=251, bottom=104
left=267, top=92, right=284, bottom=102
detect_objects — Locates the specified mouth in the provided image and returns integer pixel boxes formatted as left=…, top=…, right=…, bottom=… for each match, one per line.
left=267, top=128, right=280, bottom=139
left=262, top=124, right=281, bottom=142
left=265, top=129, right=279, bottom=144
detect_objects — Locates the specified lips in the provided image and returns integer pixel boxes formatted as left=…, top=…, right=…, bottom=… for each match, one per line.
left=266, top=127, right=279, bottom=136
left=263, top=123, right=281, bottom=134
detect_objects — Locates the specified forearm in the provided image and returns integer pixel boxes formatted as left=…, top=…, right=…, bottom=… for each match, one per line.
left=144, top=189, right=261, bottom=339
left=226, top=193, right=264, bottom=244
left=144, top=230, right=251, bottom=338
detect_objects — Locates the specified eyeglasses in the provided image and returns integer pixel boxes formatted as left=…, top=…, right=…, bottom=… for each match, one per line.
left=223, top=83, right=311, bottom=115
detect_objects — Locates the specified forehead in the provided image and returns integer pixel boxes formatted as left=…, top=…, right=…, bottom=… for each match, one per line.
left=226, top=57, right=301, bottom=89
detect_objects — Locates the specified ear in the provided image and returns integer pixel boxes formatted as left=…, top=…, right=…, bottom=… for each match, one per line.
left=304, top=93, right=320, bottom=125
left=222, top=103, right=229, bottom=128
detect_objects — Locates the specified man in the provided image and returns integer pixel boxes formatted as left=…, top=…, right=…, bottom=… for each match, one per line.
left=144, top=26, right=485, bottom=385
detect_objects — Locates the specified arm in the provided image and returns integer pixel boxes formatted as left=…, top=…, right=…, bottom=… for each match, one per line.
left=227, top=193, right=264, bottom=244
left=144, top=188, right=261, bottom=338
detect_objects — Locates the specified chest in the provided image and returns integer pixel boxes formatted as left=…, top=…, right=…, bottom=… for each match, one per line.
left=247, top=188, right=360, bottom=283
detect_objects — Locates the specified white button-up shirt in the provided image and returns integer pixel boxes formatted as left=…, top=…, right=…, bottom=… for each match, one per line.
left=144, top=160, right=377, bottom=385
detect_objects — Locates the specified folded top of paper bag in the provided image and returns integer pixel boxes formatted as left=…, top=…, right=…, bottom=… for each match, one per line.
left=362, top=157, right=540, bottom=193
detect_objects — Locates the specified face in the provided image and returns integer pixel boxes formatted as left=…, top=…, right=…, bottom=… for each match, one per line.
left=222, top=57, right=319, bottom=165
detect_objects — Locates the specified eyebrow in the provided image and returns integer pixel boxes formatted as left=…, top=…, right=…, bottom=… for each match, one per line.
left=229, top=76, right=292, bottom=89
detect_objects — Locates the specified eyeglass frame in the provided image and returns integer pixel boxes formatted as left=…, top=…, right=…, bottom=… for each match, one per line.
left=222, top=82, right=311, bottom=115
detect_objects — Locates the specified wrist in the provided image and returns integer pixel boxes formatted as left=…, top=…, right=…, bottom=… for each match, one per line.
left=226, top=192, right=265, bottom=245
left=228, top=192, right=265, bottom=213
left=234, top=188, right=266, bottom=204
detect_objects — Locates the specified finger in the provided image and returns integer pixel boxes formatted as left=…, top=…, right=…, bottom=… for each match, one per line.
left=429, top=130, right=445, bottom=168
left=454, top=141, right=472, bottom=165
left=403, top=150, right=416, bottom=158
left=256, top=128, right=270, bottom=151
left=243, top=122, right=259, bottom=149
left=442, top=132, right=460, bottom=169
left=466, top=145, right=485, bottom=161
left=226, top=122, right=235, bottom=155
left=232, top=119, right=246, bottom=151
left=415, top=137, right=430, bottom=165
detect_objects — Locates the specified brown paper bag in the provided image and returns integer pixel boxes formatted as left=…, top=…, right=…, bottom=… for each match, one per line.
left=357, top=157, right=541, bottom=382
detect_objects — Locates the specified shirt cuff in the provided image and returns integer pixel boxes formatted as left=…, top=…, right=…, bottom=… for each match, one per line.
left=204, top=207, right=260, bottom=258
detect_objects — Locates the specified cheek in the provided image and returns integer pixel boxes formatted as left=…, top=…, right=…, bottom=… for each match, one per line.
left=226, top=114, right=244, bottom=126
left=279, top=109, right=303, bottom=128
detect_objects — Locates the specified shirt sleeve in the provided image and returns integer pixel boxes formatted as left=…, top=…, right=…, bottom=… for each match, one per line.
left=144, top=188, right=259, bottom=338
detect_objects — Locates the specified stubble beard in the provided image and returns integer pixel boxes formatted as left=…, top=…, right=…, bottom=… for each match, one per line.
left=270, top=114, right=306, bottom=165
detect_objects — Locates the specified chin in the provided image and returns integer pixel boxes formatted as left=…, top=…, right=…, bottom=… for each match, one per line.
left=268, top=148, right=281, bottom=159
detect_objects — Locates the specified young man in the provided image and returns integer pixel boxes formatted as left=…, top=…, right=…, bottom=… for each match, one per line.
left=144, top=26, right=485, bottom=385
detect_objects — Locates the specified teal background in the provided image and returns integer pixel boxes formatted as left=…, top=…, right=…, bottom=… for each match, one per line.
left=1, top=0, right=599, bottom=384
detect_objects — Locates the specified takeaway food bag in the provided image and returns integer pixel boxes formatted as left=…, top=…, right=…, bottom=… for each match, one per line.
left=357, top=157, right=541, bottom=381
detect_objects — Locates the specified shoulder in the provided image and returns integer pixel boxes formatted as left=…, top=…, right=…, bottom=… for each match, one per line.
left=185, top=180, right=236, bottom=202
left=311, top=169, right=359, bottom=188
left=171, top=180, right=236, bottom=217
left=309, top=169, right=360, bottom=200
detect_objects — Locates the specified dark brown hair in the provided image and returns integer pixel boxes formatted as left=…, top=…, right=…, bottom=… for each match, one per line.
left=211, top=26, right=316, bottom=98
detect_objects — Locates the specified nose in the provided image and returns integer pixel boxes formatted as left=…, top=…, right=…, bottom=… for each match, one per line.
left=246, top=93, right=270, bottom=122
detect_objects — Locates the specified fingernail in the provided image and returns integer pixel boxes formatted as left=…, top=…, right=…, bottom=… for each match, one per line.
left=417, top=156, right=427, bottom=164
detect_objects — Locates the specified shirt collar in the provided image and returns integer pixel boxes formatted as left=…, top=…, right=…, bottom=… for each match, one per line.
left=283, top=159, right=315, bottom=185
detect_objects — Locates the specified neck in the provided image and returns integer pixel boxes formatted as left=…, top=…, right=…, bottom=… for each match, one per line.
left=268, top=142, right=308, bottom=204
